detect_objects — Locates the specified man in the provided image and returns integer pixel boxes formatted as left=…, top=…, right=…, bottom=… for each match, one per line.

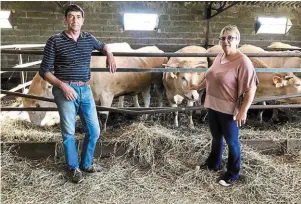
left=39, top=4, right=116, bottom=184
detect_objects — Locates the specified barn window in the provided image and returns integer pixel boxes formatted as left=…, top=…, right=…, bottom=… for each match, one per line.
left=123, top=13, right=159, bottom=31
left=255, top=17, right=292, bottom=34
left=0, top=10, right=12, bottom=28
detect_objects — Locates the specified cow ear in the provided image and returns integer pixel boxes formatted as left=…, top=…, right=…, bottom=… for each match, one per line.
left=170, top=72, right=178, bottom=79
left=273, top=76, right=282, bottom=85
left=273, top=76, right=288, bottom=88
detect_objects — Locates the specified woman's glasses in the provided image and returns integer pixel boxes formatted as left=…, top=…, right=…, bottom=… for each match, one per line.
left=219, top=36, right=237, bottom=42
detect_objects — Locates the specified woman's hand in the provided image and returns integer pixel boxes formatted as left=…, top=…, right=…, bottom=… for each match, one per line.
left=190, top=84, right=200, bottom=90
left=233, top=110, right=247, bottom=127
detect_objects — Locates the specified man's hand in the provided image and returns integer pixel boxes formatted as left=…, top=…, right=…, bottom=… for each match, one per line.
left=59, top=82, right=77, bottom=101
left=233, top=110, right=247, bottom=127
left=106, top=53, right=117, bottom=73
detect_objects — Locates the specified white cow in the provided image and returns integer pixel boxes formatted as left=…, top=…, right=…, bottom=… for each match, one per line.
left=267, top=42, right=301, bottom=50
left=163, top=46, right=208, bottom=128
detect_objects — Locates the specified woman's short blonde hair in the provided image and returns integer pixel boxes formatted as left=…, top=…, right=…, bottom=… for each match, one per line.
left=220, top=25, right=240, bottom=43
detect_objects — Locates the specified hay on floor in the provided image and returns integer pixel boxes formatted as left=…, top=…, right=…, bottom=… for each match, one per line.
left=1, top=123, right=301, bottom=204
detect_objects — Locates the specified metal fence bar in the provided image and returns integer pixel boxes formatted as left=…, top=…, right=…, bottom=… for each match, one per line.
left=0, top=89, right=54, bottom=102
left=13, top=60, right=42, bottom=68
left=0, top=81, right=32, bottom=98
left=0, top=44, right=45, bottom=49
left=1, top=89, right=300, bottom=106
left=2, top=104, right=301, bottom=115
left=2, top=49, right=301, bottom=57
left=266, top=48, right=301, bottom=51
left=1, top=61, right=42, bottom=75
left=1, top=67, right=301, bottom=73
left=254, top=93, right=301, bottom=103
left=1, top=89, right=301, bottom=115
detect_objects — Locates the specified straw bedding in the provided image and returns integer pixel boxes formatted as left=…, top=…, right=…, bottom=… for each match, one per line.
left=1, top=122, right=301, bottom=204
left=1, top=96, right=301, bottom=203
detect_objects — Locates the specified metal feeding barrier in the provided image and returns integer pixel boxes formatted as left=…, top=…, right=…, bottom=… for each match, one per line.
left=1, top=46, right=301, bottom=115
left=1, top=90, right=301, bottom=115
left=2, top=49, right=301, bottom=57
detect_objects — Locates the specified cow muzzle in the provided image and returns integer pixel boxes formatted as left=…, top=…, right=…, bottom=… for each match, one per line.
left=184, top=90, right=199, bottom=101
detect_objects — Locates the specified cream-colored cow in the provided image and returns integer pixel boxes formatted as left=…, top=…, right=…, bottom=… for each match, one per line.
left=163, top=46, right=208, bottom=128
left=267, top=42, right=301, bottom=50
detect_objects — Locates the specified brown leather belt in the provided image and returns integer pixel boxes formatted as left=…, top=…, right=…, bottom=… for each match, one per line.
left=61, top=80, right=90, bottom=86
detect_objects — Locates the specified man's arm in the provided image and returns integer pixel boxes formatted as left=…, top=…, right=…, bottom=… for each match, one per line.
left=39, top=37, right=77, bottom=101
left=91, top=35, right=117, bottom=73
left=103, top=44, right=117, bottom=73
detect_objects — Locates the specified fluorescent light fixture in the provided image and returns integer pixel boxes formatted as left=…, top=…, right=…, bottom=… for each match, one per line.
left=0, top=10, right=12, bottom=28
left=255, top=17, right=292, bottom=34
left=124, top=13, right=158, bottom=31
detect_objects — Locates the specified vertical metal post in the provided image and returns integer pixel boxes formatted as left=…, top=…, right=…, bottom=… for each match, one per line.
left=204, top=3, right=211, bottom=49
left=17, top=47, right=25, bottom=93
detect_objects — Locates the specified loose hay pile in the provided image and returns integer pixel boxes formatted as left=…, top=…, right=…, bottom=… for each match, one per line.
left=1, top=114, right=301, bottom=143
left=2, top=123, right=301, bottom=204
left=0, top=119, right=85, bottom=142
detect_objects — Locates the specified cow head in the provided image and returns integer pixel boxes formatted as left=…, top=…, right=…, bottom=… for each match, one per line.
left=164, top=60, right=206, bottom=101
left=273, top=74, right=301, bottom=103
left=22, top=73, right=57, bottom=126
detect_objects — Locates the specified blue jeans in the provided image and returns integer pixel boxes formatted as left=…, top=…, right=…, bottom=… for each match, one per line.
left=207, top=109, right=240, bottom=180
left=52, top=84, right=100, bottom=170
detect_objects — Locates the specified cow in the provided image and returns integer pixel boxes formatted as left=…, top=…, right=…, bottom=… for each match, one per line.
left=23, top=43, right=168, bottom=131
left=239, top=44, right=301, bottom=104
left=90, top=45, right=167, bottom=130
left=206, top=45, right=223, bottom=66
left=163, top=46, right=208, bottom=128
left=267, top=42, right=301, bottom=50
left=207, top=44, right=301, bottom=123
left=239, top=44, right=301, bottom=72
left=22, top=73, right=59, bottom=126
left=266, top=42, right=301, bottom=78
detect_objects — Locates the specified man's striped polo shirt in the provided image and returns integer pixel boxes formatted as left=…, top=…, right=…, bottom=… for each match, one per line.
left=39, top=31, right=105, bottom=81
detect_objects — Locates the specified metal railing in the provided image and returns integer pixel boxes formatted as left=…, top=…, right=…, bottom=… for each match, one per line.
left=1, top=67, right=301, bottom=73
left=2, top=49, right=301, bottom=57
left=1, top=45, right=44, bottom=98
left=1, top=45, right=301, bottom=115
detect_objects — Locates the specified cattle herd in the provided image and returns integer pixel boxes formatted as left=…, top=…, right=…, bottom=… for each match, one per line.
left=22, top=42, right=301, bottom=130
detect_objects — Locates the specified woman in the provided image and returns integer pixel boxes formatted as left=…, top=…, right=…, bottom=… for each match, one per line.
left=191, top=25, right=258, bottom=187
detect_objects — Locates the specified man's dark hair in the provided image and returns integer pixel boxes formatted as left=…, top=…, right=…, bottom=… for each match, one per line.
left=64, top=4, right=84, bottom=18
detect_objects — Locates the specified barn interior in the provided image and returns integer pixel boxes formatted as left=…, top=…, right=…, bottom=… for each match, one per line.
left=1, top=1, right=301, bottom=204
